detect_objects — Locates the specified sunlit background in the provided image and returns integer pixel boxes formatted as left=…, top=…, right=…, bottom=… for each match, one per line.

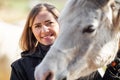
left=0, top=0, right=66, bottom=80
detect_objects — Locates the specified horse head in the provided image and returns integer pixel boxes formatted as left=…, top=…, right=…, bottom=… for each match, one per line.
left=35, top=0, right=120, bottom=80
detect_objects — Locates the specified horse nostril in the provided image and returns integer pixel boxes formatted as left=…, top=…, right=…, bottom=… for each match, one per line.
left=46, top=71, right=54, bottom=80
left=62, top=77, right=67, bottom=80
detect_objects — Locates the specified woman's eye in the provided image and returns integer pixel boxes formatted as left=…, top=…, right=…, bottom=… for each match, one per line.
left=46, top=22, right=54, bottom=26
left=82, top=25, right=95, bottom=33
left=34, top=25, right=41, bottom=28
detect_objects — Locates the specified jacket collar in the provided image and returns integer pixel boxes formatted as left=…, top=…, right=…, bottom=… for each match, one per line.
left=21, top=43, right=51, bottom=59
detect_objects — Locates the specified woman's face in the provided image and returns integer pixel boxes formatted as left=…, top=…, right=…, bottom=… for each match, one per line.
left=32, top=10, right=59, bottom=45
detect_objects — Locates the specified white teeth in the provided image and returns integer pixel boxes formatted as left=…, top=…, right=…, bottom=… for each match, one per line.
left=44, top=36, right=50, bottom=38
left=42, top=33, right=53, bottom=38
left=43, top=35, right=52, bottom=38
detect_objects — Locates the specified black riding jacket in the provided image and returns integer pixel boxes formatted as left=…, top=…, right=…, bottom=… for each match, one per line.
left=102, top=50, right=120, bottom=80
left=10, top=44, right=50, bottom=80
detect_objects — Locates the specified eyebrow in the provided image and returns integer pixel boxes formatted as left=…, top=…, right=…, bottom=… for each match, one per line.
left=33, top=20, right=52, bottom=26
left=45, top=20, right=51, bottom=23
left=34, top=23, right=41, bottom=26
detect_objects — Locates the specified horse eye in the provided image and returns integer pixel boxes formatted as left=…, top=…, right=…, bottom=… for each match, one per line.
left=82, top=25, right=95, bottom=33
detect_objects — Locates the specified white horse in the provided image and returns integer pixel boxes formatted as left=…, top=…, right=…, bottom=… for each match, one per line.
left=0, top=21, right=23, bottom=66
left=35, top=0, right=120, bottom=80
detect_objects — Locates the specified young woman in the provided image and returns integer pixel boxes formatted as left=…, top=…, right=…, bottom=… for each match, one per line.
left=10, top=3, right=60, bottom=80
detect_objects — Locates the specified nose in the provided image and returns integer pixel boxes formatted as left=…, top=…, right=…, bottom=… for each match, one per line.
left=35, top=71, right=67, bottom=80
left=35, top=70, right=54, bottom=80
left=45, top=71, right=54, bottom=80
left=41, top=25, right=49, bottom=33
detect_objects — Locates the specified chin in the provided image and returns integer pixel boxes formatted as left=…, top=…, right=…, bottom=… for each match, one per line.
left=44, top=42, right=53, bottom=46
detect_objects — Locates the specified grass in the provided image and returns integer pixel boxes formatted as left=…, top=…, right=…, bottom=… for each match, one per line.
left=0, top=56, right=10, bottom=80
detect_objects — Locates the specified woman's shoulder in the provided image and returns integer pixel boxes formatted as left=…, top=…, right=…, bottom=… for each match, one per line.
left=11, top=57, right=26, bottom=68
left=11, top=51, right=30, bottom=67
left=11, top=51, right=42, bottom=69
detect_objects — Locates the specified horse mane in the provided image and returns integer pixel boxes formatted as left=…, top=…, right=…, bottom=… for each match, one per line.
left=113, top=3, right=120, bottom=50
left=94, top=0, right=109, bottom=7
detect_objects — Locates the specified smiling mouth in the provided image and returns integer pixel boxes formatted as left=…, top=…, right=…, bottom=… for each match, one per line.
left=41, top=33, right=54, bottom=38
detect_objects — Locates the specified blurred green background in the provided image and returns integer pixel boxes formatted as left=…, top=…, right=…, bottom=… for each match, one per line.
left=0, top=0, right=66, bottom=80
left=0, top=0, right=66, bottom=23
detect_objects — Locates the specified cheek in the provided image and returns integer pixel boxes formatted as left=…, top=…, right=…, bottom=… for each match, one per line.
left=54, top=25, right=60, bottom=37
left=32, top=29, right=40, bottom=39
